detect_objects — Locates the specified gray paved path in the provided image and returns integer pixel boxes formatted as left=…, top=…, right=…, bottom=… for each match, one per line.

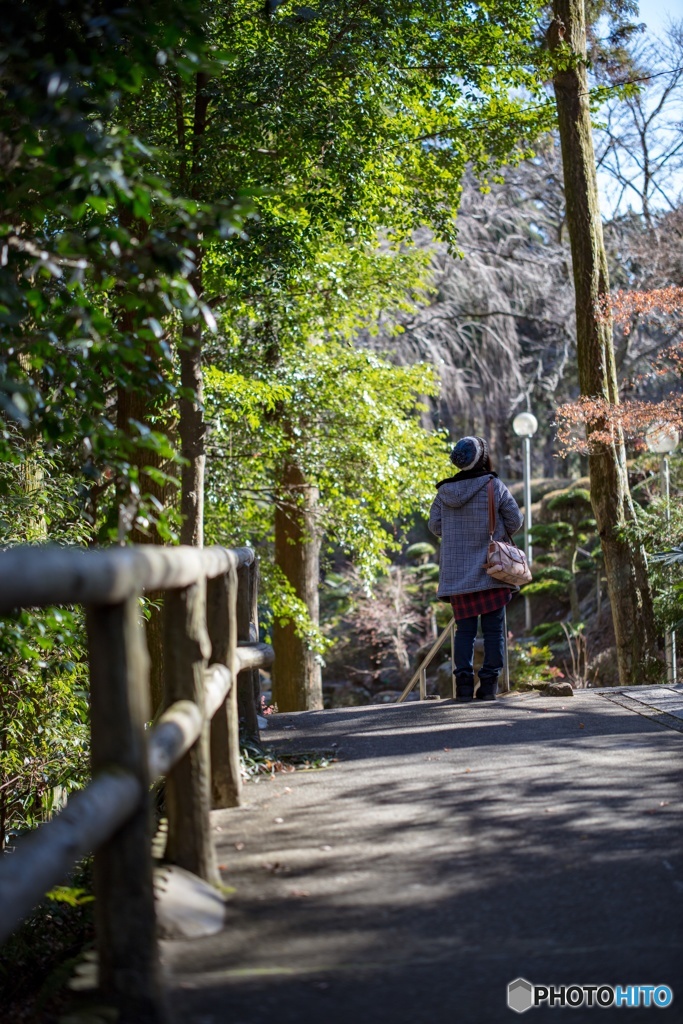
left=165, top=690, right=683, bottom=1024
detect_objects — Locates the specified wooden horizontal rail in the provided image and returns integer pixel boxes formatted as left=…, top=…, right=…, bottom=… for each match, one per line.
left=0, top=542, right=268, bottom=1021
left=0, top=771, right=142, bottom=946
left=0, top=543, right=254, bottom=613
left=0, top=637, right=273, bottom=947
left=149, top=660, right=246, bottom=778
left=148, top=700, right=204, bottom=782
left=235, top=642, right=274, bottom=673
left=204, top=663, right=233, bottom=719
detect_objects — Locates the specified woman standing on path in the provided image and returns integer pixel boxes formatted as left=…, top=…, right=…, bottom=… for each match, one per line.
left=429, top=436, right=524, bottom=702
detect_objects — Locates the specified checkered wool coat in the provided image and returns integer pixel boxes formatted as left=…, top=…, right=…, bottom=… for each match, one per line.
left=428, top=474, right=524, bottom=599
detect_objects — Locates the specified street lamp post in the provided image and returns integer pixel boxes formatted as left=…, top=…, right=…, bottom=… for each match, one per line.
left=512, top=411, right=538, bottom=633
left=646, top=423, right=679, bottom=685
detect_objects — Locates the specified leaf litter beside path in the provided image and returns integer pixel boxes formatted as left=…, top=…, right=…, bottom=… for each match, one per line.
left=240, top=736, right=339, bottom=781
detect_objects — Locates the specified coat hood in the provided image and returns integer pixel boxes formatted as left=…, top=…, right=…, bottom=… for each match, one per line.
left=437, top=473, right=492, bottom=509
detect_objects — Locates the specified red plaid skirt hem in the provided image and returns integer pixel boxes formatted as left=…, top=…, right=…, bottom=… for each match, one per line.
left=450, top=587, right=513, bottom=621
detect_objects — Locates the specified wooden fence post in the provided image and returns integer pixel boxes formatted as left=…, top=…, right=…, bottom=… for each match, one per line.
left=206, top=561, right=242, bottom=808
left=87, top=597, right=166, bottom=1024
left=236, top=558, right=260, bottom=738
left=163, top=579, right=219, bottom=885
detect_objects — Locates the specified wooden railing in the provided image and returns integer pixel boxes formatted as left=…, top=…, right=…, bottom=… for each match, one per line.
left=0, top=543, right=273, bottom=1022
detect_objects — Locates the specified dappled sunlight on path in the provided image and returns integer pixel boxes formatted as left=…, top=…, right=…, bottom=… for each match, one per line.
left=164, top=693, right=683, bottom=1024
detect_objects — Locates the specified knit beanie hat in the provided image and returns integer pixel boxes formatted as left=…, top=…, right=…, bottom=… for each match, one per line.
left=450, top=435, right=488, bottom=471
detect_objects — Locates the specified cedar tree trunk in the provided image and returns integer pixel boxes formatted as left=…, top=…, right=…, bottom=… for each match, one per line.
left=117, top=366, right=170, bottom=714
left=272, top=462, right=323, bottom=711
left=179, top=308, right=205, bottom=548
left=549, top=0, right=657, bottom=683
left=178, top=72, right=210, bottom=548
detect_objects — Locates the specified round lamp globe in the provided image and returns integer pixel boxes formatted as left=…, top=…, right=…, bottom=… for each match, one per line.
left=645, top=423, right=679, bottom=455
left=512, top=412, right=538, bottom=438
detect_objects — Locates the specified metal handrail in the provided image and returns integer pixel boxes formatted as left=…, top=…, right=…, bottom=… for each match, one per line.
left=397, top=619, right=456, bottom=702
left=397, top=609, right=511, bottom=703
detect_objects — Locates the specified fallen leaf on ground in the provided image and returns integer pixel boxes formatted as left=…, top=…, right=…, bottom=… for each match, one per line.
left=289, top=889, right=310, bottom=898
left=234, top=841, right=245, bottom=850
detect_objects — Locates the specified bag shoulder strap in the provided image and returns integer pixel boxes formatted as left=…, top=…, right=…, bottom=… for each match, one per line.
left=487, top=478, right=496, bottom=539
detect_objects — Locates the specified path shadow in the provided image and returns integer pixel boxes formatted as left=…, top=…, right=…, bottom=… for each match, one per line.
left=169, top=699, right=683, bottom=1024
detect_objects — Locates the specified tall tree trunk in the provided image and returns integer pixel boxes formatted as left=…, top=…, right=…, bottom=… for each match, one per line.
left=17, top=354, right=47, bottom=539
left=549, top=0, right=658, bottom=684
left=392, top=568, right=410, bottom=671
left=179, top=307, right=205, bottom=548
left=177, top=71, right=210, bottom=548
left=543, top=420, right=557, bottom=478
left=116, top=256, right=174, bottom=716
left=272, top=462, right=323, bottom=712
left=569, top=545, right=581, bottom=622
left=117, top=298, right=171, bottom=713
left=18, top=444, right=46, bottom=540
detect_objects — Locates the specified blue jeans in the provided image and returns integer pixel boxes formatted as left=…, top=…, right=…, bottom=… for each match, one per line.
left=453, top=606, right=505, bottom=697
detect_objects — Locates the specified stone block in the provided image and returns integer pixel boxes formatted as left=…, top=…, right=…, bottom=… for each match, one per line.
left=545, top=681, right=574, bottom=696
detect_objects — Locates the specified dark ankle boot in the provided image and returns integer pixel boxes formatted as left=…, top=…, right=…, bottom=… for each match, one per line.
left=476, top=675, right=498, bottom=701
left=455, top=671, right=475, bottom=703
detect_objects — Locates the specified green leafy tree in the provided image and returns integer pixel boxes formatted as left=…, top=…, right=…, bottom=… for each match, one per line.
left=0, top=0, right=252, bottom=541
left=0, top=0, right=560, bottom=764
left=636, top=497, right=683, bottom=637
left=205, top=334, right=450, bottom=709
left=529, top=488, right=596, bottom=621
left=0, top=446, right=92, bottom=844
left=0, top=0, right=251, bottom=844
left=126, top=0, right=555, bottom=547
left=0, top=608, right=89, bottom=848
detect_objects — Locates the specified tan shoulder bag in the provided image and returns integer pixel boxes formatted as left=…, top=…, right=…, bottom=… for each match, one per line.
left=483, top=479, right=532, bottom=585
